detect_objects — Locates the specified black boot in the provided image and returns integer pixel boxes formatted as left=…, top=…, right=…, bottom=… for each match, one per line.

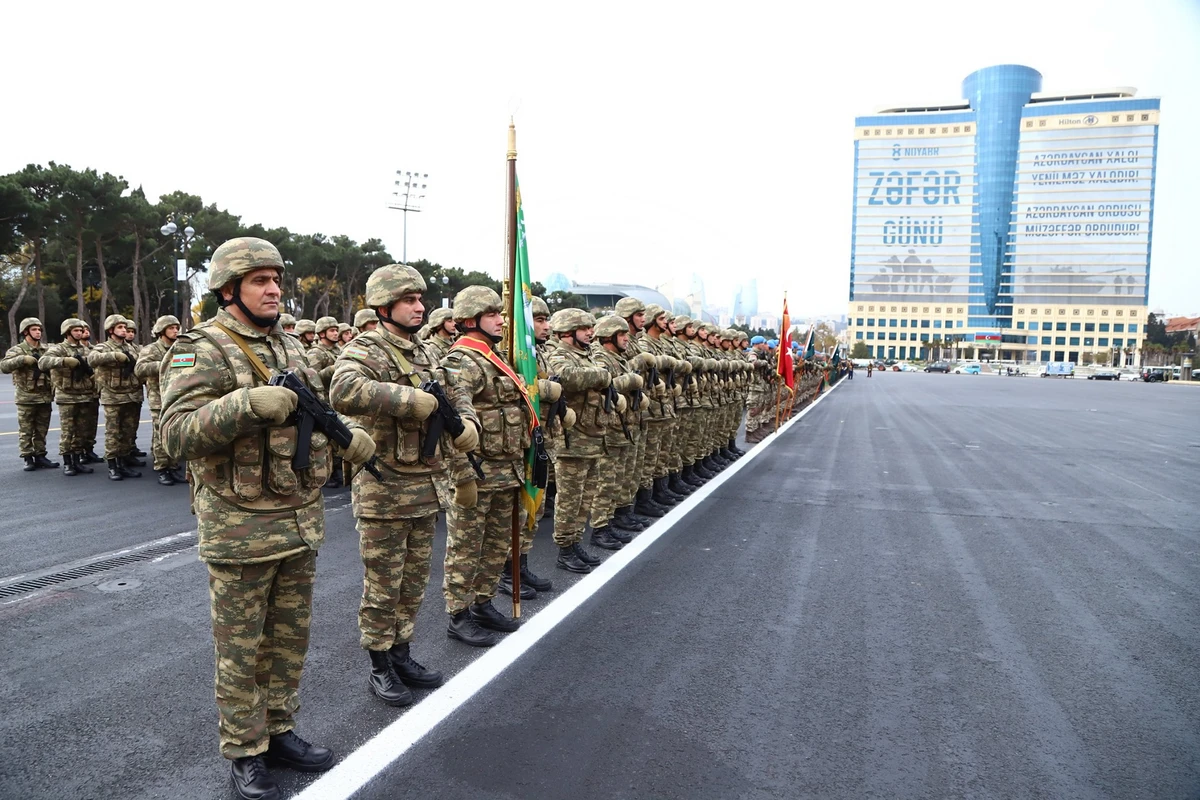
left=63, top=454, right=78, bottom=477
left=612, top=506, right=645, bottom=534
left=366, top=649, right=413, bottom=707
left=107, top=458, right=124, bottom=481
left=729, top=437, right=746, bottom=457
left=131, top=446, right=147, bottom=457
left=388, top=642, right=444, bottom=688
left=683, top=464, right=707, bottom=485
left=720, top=446, right=738, bottom=462
left=520, top=554, right=552, bottom=592
left=654, top=476, right=683, bottom=505
left=22, top=455, right=36, bottom=472
left=556, top=544, right=591, bottom=574
left=34, top=454, right=59, bottom=469
left=497, top=558, right=536, bottom=599
left=607, top=523, right=633, bottom=544
left=325, top=457, right=343, bottom=489
left=703, top=454, right=724, bottom=472
left=73, top=453, right=94, bottom=474
left=119, top=457, right=142, bottom=478
left=82, top=449, right=104, bottom=464
left=573, top=541, right=601, bottom=566
left=170, top=463, right=186, bottom=482
left=448, top=608, right=500, bottom=647
left=669, top=471, right=694, bottom=495
left=470, top=599, right=520, bottom=632
left=122, top=453, right=145, bottom=467
left=635, top=487, right=666, bottom=518
left=590, top=525, right=623, bottom=551
left=265, top=730, right=334, bottom=772
left=230, top=755, right=279, bottom=800
left=157, top=469, right=176, bottom=486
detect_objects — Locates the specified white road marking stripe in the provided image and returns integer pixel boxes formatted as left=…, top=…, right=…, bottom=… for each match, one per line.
left=294, top=382, right=843, bottom=800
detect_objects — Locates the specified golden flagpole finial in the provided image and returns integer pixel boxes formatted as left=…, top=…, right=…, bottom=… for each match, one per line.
left=507, top=117, right=517, bottom=161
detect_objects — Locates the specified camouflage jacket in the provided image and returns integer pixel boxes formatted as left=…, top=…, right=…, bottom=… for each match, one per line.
left=39, top=340, right=96, bottom=403
left=425, top=334, right=453, bottom=362
left=160, top=309, right=347, bottom=565
left=87, top=337, right=143, bottom=405
left=676, top=336, right=714, bottom=410
left=635, top=331, right=680, bottom=420
left=330, top=327, right=472, bottom=519
left=135, top=338, right=171, bottom=410
left=588, top=343, right=639, bottom=448
left=442, top=337, right=527, bottom=490
left=545, top=338, right=612, bottom=459
left=1, top=341, right=53, bottom=403
left=534, top=342, right=567, bottom=455
left=306, top=341, right=339, bottom=388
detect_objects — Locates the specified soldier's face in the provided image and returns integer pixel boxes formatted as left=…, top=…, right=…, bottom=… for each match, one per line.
left=69, top=327, right=86, bottom=343
left=322, top=328, right=340, bottom=343
left=163, top=324, right=180, bottom=342
left=361, top=320, right=378, bottom=332
left=685, top=325, right=696, bottom=338
left=301, top=332, right=315, bottom=344
left=614, top=331, right=629, bottom=351
left=283, top=325, right=296, bottom=334
left=574, top=327, right=593, bottom=346
left=82, top=330, right=91, bottom=341
left=25, top=326, right=42, bottom=342
left=125, top=330, right=136, bottom=342
left=630, top=311, right=645, bottom=331
left=340, top=330, right=354, bottom=343
left=226, top=268, right=282, bottom=321
left=667, top=319, right=678, bottom=335
left=652, top=314, right=667, bottom=332
left=477, top=310, right=504, bottom=338
left=443, top=319, right=457, bottom=336
left=111, top=324, right=127, bottom=341
left=390, top=293, right=425, bottom=329
left=533, top=315, right=550, bottom=342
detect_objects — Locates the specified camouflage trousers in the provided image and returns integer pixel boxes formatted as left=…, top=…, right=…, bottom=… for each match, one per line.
left=15, top=402, right=51, bottom=457
left=149, top=407, right=172, bottom=470
left=552, top=454, right=601, bottom=546
left=443, top=488, right=515, bottom=615
left=82, top=400, right=99, bottom=451
left=632, top=425, right=651, bottom=492
left=358, top=514, right=435, bottom=650
left=102, top=402, right=141, bottom=460
left=676, top=408, right=699, bottom=467
left=57, top=401, right=95, bottom=455
left=207, top=550, right=316, bottom=759
left=589, top=444, right=632, bottom=527
left=745, top=393, right=766, bottom=434
left=642, top=417, right=672, bottom=482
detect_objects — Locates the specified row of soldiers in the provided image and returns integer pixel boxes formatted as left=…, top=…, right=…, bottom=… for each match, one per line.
left=1, top=313, right=190, bottom=483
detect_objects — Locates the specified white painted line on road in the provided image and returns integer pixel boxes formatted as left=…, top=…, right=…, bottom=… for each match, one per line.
left=294, top=380, right=845, bottom=800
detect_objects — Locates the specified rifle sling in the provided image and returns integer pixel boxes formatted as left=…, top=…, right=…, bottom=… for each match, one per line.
left=212, top=321, right=274, bottom=384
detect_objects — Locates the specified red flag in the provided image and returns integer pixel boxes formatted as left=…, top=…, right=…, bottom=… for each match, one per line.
left=777, top=296, right=794, bottom=390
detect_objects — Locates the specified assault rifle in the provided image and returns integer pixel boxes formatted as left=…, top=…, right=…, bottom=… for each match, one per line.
left=544, top=376, right=570, bottom=449
left=268, top=370, right=382, bottom=481
left=419, top=379, right=485, bottom=481
left=665, top=365, right=678, bottom=412
left=29, top=351, right=45, bottom=389
left=602, top=383, right=633, bottom=442
left=72, top=357, right=94, bottom=383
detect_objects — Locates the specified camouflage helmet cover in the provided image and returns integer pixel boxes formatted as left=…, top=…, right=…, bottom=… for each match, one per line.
left=103, top=314, right=128, bottom=333
left=353, top=308, right=376, bottom=329
left=593, top=315, right=630, bottom=340
left=550, top=308, right=597, bottom=333
left=207, top=237, right=285, bottom=291
left=152, top=315, right=181, bottom=336
left=124, top=320, right=137, bottom=331
left=673, top=314, right=693, bottom=328
left=452, top=285, right=503, bottom=321
left=18, top=317, right=42, bottom=335
left=295, top=319, right=316, bottom=335
left=614, top=296, right=645, bottom=318
left=531, top=296, right=550, bottom=318
left=427, top=307, right=454, bottom=330
left=337, top=323, right=352, bottom=334
left=644, top=304, right=666, bottom=324
left=60, top=317, right=86, bottom=336
left=278, top=313, right=297, bottom=328
left=365, top=264, right=426, bottom=308
left=721, top=328, right=737, bottom=341
left=315, top=316, right=339, bottom=333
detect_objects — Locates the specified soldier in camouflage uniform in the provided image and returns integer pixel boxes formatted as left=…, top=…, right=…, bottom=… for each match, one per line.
left=587, top=315, right=642, bottom=550
left=77, top=322, right=103, bottom=464
left=161, top=237, right=376, bottom=799
left=123, top=320, right=149, bottom=459
left=330, top=264, right=476, bottom=704
left=673, top=316, right=716, bottom=482
left=279, top=313, right=297, bottom=336
left=422, top=307, right=457, bottom=361
left=85, top=315, right=144, bottom=480
left=546, top=308, right=613, bottom=574
left=338, top=322, right=354, bottom=346
left=744, top=336, right=771, bottom=443
left=353, top=308, right=378, bottom=334
left=639, top=304, right=692, bottom=507
left=135, top=315, right=183, bottom=485
left=612, top=297, right=666, bottom=520
left=39, top=319, right=98, bottom=476
left=306, top=316, right=344, bottom=487
left=438, top=286, right=532, bottom=646
left=1, top=317, right=57, bottom=470
left=294, top=319, right=316, bottom=350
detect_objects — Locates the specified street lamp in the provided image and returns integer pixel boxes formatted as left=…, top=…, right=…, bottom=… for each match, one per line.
left=161, top=217, right=197, bottom=325
left=387, top=169, right=429, bottom=264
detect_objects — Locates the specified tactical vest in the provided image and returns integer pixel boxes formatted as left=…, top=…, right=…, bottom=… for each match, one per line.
left=446, top=345, right=529, bottom=462
left=354, top=329, right=446, bottom=472
left=3, top=342, right=53, bottom=403
left=46, top=342, right=96, bottom=402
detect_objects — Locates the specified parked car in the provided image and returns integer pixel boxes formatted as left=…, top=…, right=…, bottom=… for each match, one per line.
left=954, top=364, right=982, bottom=375
left=1141, top=368, right=1170, bottom=382
left=1087, top=369, right=1120, bottom=381
left=897, top=363, right=919, bottom=372
left=924, top=361, right=951, bottom=373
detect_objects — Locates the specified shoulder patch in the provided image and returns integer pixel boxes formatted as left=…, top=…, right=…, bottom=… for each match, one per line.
left=170, top=353, right=196, bottom=369
left=343, top=345, right=369, bottom=361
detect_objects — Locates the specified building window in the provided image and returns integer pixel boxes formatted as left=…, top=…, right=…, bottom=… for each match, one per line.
left=866, top=318, right=874, bottom=326
left=890, top=319, right=898, bottom=327
left=1083, top=338, right=1094, bottom=346
left=1070, top=322, right=1081, bottom=332
left=1017, top=321, right=1025, bottom=330
left=920, top=319, right=930, bottom=328
left=1127, top=324, right=1138, bottom=333
left=1055, top=337, right=1066, bottom=345
left=900, top=332, right=907, bottom=341
left=1027, top=336, right=1038, bottom=344
left=920, top=333, right=930, bottom=342
left=1112, top=338, right=1123, bottom=347
left=1098, top=338, right=1109, bottom=347
left=956, top=321, right=964, bottom=328
left=933, top=320, right=942, bottom=329
left=1041, top=337, right=1052, bottom=345
left=1056, top=322, right=1067, bottom=331
left=1084, top=323, right=1095, bottom=332
left=899, top=346, right=907, bottom=359
left=1113, top=324, right=1124, bottom=333
left=889, top=332, right=897, bottom=340
left=1099, top=323, right=1109, bottom=332
left=1029, top=321, right=1039, bottom=331
left=866, top=331, right=875, bottom=340
left=856, top=318, right=864, bottom=326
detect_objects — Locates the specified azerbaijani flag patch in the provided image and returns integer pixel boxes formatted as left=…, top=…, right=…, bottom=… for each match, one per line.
left=170, top=353, right=196, bottom=369
left=343, top=346, right=369, bottom=361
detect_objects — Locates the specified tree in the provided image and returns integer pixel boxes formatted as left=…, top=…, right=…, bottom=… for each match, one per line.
left=732, top=322, right=778, bottom=341
left=850, top=340, right=870, bottom=359
left=545, top=290, right=587, bottom=311
left=813, top=321, right=837, bottom=353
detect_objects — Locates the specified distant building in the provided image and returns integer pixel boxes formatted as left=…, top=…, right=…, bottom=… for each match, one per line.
left=1165, top=316, right=1200, bottom=337
left=569, top=282, right=671, bottom=313
left=542, top=272, right=572, bottom=294
left=750, top=314, right=779, bottom=332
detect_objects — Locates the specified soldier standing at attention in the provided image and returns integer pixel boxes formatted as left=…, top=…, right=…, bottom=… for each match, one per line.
left=546, top=309, right=613, bottom=574
left=124, top=319, right=149, bottom=459
left=136, top=315, right=183, bottom=486
left=307, top=316, right=344, bottom=487
left=440, top=286, right=531, bottom=647
left=639, top=304, right=691, bottom=505
left=587, top=315, right=642, bottom=550
left=161, top=237, right=375, bottom=800
left=279, top=314, right=297, bottom=336
left=422, top=307, right=457, bottom=361
left=39, top=319, right=97, bottom=476
left=353, top=308, right=378, bottom=335
left=330, top=264, right=477, bottom=705
left=1, top=317, right=57, bottom=471
left=294, top=319, right=317, bottom=350
left=86, top=315, right=144, bottom=480
left=338, top=323, right=354, bottom=347
left=78, top=322, right=104, bottom=464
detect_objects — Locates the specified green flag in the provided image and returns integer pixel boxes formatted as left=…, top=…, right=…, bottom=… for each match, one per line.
left=512, top=176, right=543, bottom=525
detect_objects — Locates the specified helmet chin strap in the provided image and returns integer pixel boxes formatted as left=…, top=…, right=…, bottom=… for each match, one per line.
left=375, top=308, right=422, bottom=335
left=219, top=280, right=280, bottom=329
left=464, top=314, right=502, bottom=344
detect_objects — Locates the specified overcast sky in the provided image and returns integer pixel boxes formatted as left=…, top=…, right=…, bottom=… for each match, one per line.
left=4, top=0, right=1198, bottom=317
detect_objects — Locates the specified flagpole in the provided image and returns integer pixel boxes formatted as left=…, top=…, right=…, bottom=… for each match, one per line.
left=503, top=119, right=522, bottom=617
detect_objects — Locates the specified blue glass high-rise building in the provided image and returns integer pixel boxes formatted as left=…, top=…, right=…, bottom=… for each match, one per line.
left=848, top=64, right=1160, bottom=367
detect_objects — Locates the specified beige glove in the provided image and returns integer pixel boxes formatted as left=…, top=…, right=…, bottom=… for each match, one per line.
left=409, top=388, right=438, bottom=420
left=613, top=373, right=643, bottom=393
left=538, top=379, right=563, bottom=402
left=655, top=380, right=667, bottom=395
left=344, top=427, right=376, bottom=465
left=562, top=407, right=577, bottom=429
left=616, top=394, right=627, bottom=414
left=454, top=479, right=478, bottom=508
left=635, top=352, right=657, bottom=370
left=63, top=357, right=80, bottom=368
left=453, top=423, right=479, bottom=452
left=114, top=352, right=130, bottom=363
left=21, top=355, right=37, bottom=367
left=676, top=359, right=693, bottom=376
left=655, top=354, right=673, bottom=371
left=247, top=386, right=298, bottom=425
left=672, top=383, right=682, bottom=398
left=592, top=370, right=612, bottom=390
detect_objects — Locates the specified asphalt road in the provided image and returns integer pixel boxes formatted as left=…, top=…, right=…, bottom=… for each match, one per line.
left=1, top=373, right=1198, bottom=799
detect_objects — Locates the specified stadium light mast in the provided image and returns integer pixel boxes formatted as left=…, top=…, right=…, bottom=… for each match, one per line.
left=387, top=170, right=429, bottom=264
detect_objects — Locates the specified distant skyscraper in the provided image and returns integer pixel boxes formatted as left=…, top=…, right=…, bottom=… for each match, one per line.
left=744, top=279, right=759, bottom=317
left=731, top=285, right=744, bottom=320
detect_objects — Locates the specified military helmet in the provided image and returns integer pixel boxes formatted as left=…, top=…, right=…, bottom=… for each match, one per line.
left=207, top=237, right=285, bottom=291
left=531, top=296, right=550, bottom=318
left=152, top=315, right=180, bottom=336
left=427, top=307, right=454, bottom=330
left=295, top=319, right=316, bottom=335
left=279, top=313, right=297, bottom=328
left=315, top=316, right=339, bottom=334
left=452, top=286, right=502, bottom=321
left=644, top=303, right=667, bottom=324
left=353, top=308, right=376, bottom=330
left=125, top=320, right=137, bottom=331
left=365, top=264, right=426, bottom=309
left=674, top=314, right=692, bottom=327
left=103, top=314, right=127, bottom=333
left=721, top=329, right=736, bottom=342
left=18, top=317, right=42, bottom=335
left=337, top=323, right=352, bottom=335
left=593, top=315, right=630, bottom=340
left=60, top=317, right=86, bottom=336
left=614, top=296, right=645, bottom=318
left=550, top=308, right=597, bottom=333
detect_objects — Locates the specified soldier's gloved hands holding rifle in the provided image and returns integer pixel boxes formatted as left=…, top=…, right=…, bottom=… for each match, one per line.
left=248, top=385, right=299, bottom=425
left=454, top=479, right=478, bottom=509
left=561, top=407, right=577, bottom=429
left=613, top=373, right=643, bottom=393
left=537, top=379, right=562, bottom=403
left=21, top=355, right=37, bottom=367
left=113, top=352, right=129, bottom=363
left=452, top=423, right=479, bottom=453
left=63, top=357, right=80, bottom=369
left=344, top=428, right=376, bottom=466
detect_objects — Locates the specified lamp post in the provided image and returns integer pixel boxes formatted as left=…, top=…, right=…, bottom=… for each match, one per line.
left=161, top=217, right=197, bottom=326
left=431, top=270, right=450, bottom=308
left=387, top=169, right=428, bottom=264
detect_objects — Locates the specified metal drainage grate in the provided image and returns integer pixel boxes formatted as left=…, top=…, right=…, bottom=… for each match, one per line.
left=0, top=536, right=196, bottom=600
